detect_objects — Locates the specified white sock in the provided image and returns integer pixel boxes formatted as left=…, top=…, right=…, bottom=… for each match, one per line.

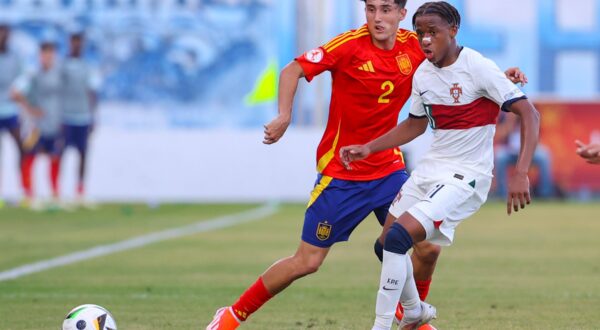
left=372, top=250, right=408, bottom=330
left=400, top=256, right=421, bottom=320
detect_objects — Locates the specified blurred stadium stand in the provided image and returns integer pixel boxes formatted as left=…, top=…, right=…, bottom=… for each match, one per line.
left=0, top=0, right=598, bottom=202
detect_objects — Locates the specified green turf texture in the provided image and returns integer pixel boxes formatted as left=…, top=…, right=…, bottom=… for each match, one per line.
left=0, top=202, right=598, bottom=329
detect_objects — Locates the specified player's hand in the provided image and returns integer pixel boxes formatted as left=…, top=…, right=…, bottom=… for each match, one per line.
left=27, top=106, right=44, bottom=118
left=506, top=171, right=531, bottom=215
left=575, top=140, right=600, bottom=164
left=504, top=67, right=528, bottom=87
left=263, top=114, right=291, bottom=144
left=339, top=144, right=371, bottom=170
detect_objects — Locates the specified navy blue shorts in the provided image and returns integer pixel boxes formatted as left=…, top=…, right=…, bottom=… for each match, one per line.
left=27, top=135, right=63, bottom=156
left=0, top=115, right=18, bottom=131
left=302, top=170, right=409, bottom=248
left=64, top=124, right=90, bottom=153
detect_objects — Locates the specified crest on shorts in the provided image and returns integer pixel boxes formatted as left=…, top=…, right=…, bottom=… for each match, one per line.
left=450, top=83, right=462, bottom=103
left=396, top=53, right=412, bottom=75
left=316, top=221, right=332, bottom=241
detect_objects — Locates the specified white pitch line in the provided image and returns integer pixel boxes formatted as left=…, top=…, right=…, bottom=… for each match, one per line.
left=0, top=203, right=279, bottom=282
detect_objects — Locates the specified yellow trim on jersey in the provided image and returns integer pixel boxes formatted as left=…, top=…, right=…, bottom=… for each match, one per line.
left=316, top=122, right=341, bottom=173
left=324, top=29, right=370, bottom=53
left=307, top=175, right=334, bottom=208
left=396, top=31, right=417, bottom=43
left=323, top=26, right=367, bottom=50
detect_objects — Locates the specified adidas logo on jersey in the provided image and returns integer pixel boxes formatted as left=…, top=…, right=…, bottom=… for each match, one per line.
left=358, top=60, right=375, bottom=73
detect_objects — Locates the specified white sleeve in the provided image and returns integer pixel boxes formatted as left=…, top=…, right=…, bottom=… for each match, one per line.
left=88, top=67, right=102, bottom=91
left=476, top=57, right=525, bottom=111
left=409, top=76, right=427, bottom=117
left=12, top=71, right=33, bottom=94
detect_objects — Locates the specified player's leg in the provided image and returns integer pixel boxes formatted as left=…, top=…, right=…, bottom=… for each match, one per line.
left=411, top=241, right=441, bottom=301
left=45, top=136, right=63, bottom=199
left=207, top=175, right=372, bottom=329
left=374, top=211, right=431, bottom=330
left=65, top=124, right=90, bottom=198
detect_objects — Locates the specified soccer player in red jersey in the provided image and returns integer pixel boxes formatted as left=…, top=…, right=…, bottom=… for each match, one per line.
left=206, top=1, right=526, bottom=329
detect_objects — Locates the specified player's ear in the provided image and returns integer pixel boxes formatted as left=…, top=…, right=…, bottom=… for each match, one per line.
left=399, top=7, right=407, bottom=21
left=449, top=24, right=458, bottom=38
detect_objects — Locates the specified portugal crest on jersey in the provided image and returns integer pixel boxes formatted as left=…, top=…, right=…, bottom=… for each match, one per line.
left=316, top=221, right=332, bottom=241
left=450, top=83, right=462, bottom=103
left=395, top=53, right=412, bottom=75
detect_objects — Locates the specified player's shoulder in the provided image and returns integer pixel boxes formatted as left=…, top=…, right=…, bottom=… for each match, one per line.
left=461, top=47, right=498, bottom=71
left=322, top=25, right=370, bottom=54
left=395, top=29, right=418, bottom=44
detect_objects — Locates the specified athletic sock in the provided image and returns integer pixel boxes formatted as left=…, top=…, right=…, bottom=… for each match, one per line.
left=373, top=250, right=409, bottom=329
left=400, top=256, right=421, bottom=321
left=77, top=181, right=85, bottom=197
left=21, top=155, right=35, bottom=198
left=231, top=277, right=273, bottom=322
left=50, top=157, right=61, bottom=197
left=416, top=278, right=432, bottom=301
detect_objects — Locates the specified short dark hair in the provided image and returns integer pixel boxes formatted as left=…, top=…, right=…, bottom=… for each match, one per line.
left=40, top=41, right=56, bottom=51
left=412, top=1, right=461, bottom=30
left=360, top=0, right=407, bottom=9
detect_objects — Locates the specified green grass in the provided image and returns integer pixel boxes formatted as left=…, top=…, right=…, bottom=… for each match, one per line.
left=0, top=202, right=599, bottom=329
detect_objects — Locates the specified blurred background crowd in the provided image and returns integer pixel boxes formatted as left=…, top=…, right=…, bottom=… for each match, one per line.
left=0, top=0, right=598, bottom=207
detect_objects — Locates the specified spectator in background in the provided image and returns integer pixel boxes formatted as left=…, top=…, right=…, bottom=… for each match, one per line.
left=11, top=41, right=64, bottom=209
left=575, top=140, right=600, bottom=165
left=61, top=32, right=101, bottom=206
left=494, top=111, right=554, bottom=198
left=0, top=24, right=24, bottom=207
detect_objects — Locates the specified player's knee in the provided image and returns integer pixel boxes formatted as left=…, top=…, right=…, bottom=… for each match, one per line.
left=374, top=238, right=384, bottom=262
left=384, top=222, right=413, bottom=255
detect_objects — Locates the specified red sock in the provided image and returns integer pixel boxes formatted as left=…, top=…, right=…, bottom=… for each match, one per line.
left=50, top=157, right=61, bottom=197
left=231, top=277, right=273, bottom=322
left=21, top=155, right=35, bottom=197
left=77, top=182, right=85, bottom=196
left=416, top=278, right=432, bottom=301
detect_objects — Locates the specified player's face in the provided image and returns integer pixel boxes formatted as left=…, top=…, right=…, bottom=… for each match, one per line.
left=364, top=0, right=406, bottom=49
left=70, top=35, right=83, bottom=53
left=0, top=27, right=9, bottom=45
left=414, top=14, right=458, bottom=67
left=40, top=47, right=56, bottom=69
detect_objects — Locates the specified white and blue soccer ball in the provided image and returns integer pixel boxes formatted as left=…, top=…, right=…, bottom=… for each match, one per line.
left=62, top=304, right=117, bottom=330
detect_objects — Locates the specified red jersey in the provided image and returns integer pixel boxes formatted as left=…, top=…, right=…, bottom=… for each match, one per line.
left=296, top=25, right=425, bottom=181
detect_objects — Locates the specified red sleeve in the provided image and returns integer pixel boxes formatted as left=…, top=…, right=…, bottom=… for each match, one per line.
left=294, top=28, right=362, bottom=82
left=295, top=46, right=340, bottom=82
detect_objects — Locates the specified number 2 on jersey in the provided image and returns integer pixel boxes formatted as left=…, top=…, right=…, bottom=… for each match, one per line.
left=378, top=81, right=394, bottom=104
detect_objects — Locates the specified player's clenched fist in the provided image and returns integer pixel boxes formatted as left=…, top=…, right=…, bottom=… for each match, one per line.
left=263, top=114, right=291, bottom=144
left=339, top=144, right=371, bottom=170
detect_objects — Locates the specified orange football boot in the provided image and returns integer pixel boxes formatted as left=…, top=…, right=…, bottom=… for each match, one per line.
left=206, top=307, right=241, bottom=330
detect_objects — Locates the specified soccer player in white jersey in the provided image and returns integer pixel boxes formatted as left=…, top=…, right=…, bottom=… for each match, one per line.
left=0, top=24, right=24, bottom=206
left=339, top=2, right=540, bottom=329
left=12, top=42, right=65, bottom=208
left=62, top=32, right=101, bottom=205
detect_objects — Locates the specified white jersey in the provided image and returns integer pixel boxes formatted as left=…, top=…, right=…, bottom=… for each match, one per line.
left=410, top=47, right=525, bottom=178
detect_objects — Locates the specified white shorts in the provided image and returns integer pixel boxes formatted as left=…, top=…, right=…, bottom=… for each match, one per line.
left=388, top=170, right=491, bottom=246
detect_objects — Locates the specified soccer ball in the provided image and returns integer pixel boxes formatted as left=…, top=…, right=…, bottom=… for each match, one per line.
left=62, top=304, right=117, bottom=330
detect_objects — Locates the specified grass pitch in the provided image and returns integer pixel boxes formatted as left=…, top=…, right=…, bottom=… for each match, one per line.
left=0, top=202, right=599, bottom=329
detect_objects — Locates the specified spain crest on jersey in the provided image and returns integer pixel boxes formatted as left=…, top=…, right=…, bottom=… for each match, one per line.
left=450, top=83, right=462, bottom=103
left=316, top=221, right=332, bottom=241
left=395, top=53, right=412, bottom=75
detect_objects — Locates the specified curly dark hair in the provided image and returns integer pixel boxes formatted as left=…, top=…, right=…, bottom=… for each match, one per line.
left=412, top=1, right=461, bottom=29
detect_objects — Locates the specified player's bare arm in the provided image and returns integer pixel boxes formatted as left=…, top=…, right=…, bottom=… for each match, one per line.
left=575, top=140, right=600, bottom=164
left=263, top=61, right=305, bottom=145
left=10, top=88, right=43, bottom=118
left=340, top=116, right=428, bottom=169
left=505, top=99, right=540, bottom=215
